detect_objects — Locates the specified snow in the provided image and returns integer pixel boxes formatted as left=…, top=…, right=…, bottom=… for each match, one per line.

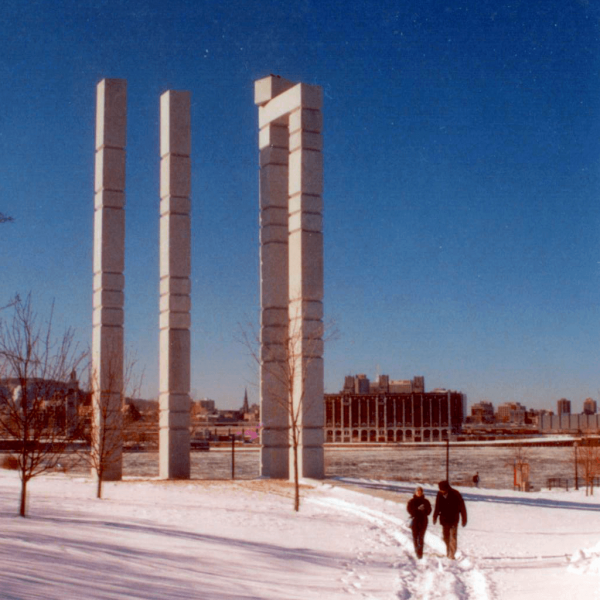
left=1, top=470, right=599, bottom=599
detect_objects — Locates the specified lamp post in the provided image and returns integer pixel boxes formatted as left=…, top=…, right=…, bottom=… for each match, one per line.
left=231, top=432, right=236, bottom=480
left=574, top=440, right=578, bottom=491
left=446, top=438, right=450, bottom=481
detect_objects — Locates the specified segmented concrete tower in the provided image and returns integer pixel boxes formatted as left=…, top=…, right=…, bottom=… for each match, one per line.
left=92, top=78, right=127, bottom=480
left=255, top=75, right=325, bottom=479
left=159, top=90, right=192, bottom=479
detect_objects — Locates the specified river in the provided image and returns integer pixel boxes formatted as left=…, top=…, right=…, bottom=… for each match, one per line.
left=111, top=443, right=579, bottom=491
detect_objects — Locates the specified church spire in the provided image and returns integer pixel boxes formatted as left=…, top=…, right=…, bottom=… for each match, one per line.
left=242, top=388, right=249, bottom=413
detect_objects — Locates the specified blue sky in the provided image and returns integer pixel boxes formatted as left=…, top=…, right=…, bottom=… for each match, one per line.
left=1, top=0, right=599, bottom=411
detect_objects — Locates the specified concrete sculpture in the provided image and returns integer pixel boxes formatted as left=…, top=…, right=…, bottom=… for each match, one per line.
left=255, top=75, right=325, bottom=479
left=93, top=75, right=323, bottom=481
left=159, top=90, right=192, bottom=479
left=92, top=78, right=127, bottom=480
left=93, top=82, right=192, bottom=480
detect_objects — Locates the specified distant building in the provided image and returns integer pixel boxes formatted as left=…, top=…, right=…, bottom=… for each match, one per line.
left=496, top=402, right=526, bottom=425
left=326, top=374, right=465, bottom=443
left=583, top=398, right=597, bottom=415
left=470, top=401, right=495, bottom=424
left=355, top=374, right=370, bottom=394
left=197, top=399, right=216, bottom=413
left=557, top=398, right=571, bottom=415
left=343, top=374, right=370, bottom=394
left=389, top=380, right=413, bottom=393
left=376, top=374, right=389, bottom=391
left=238, top=389, right=259, bottom=421
left=412, top=376, right=425, bottom=393
left=342, top=373, right=425, bottom=395
left=191, top=392, right=259, bottom=426
left=0, top=373, right=86, bottom=432
left=539, top=411, right=600, bottom=433
left=343, top=376, right=355, bottom=393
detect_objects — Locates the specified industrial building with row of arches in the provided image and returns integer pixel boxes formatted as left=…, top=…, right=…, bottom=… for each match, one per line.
left=324, top=374, right=466, bottom=443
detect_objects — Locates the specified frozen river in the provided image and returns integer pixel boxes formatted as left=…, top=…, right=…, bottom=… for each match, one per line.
left=111, top=443, right=578, bottom=491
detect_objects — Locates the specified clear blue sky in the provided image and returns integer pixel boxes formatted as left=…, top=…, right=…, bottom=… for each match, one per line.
left=1, top=0, right=599, bottom=411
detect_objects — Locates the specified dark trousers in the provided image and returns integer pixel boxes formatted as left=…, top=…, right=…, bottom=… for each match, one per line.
left=411, top=524, right=427, bottom=559
left=442, top=524, right=458, bottom=559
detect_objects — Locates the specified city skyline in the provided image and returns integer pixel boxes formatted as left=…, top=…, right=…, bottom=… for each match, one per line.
left=1, top=1, right=599, bottom=410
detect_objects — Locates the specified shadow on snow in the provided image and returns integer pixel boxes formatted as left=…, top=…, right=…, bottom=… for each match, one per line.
left=333, top=477, right=600, bottom=512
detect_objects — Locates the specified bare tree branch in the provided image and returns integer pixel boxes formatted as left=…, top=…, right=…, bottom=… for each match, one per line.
left=240, top=303, right=337, bottom=511
left=577, top=435, right=600, bottom=496
left=0, top=294, right=87, bottom=516
left=78, top=352, right=144, bottom=498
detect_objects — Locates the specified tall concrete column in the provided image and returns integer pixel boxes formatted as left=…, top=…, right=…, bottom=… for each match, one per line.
left=92, top=78, right=127, bottom=481
left=159, top=90, right=192, bottom=479
left=255, top=75, right=324, bottom=479
left=256, top=76, right=294, bottom=478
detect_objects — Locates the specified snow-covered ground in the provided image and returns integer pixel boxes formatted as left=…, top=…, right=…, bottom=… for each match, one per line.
left=0, top=470, right=599, bottom=599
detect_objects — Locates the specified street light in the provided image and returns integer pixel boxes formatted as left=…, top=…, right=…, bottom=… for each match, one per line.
left=446, top=438, right=450, bottom=481
left=574, top=440, right=578, bottom=491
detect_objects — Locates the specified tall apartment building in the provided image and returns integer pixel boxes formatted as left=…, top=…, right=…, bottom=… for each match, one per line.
left=583, top=398, right=597, bottom=415
left=557, top=398, right=571, bottom=415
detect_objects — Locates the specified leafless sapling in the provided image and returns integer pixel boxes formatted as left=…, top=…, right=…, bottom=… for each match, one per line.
left=577, top=434, right=600, bottom=496
left=0, top=294, right=86, bottom=516
left=82, top=354, right=143, bottom=498
left=242, top=302, right=335, bottom=511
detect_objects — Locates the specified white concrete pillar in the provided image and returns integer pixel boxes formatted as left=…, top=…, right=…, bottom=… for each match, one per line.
left=255, top=76, right=293, bottom=478
left=92, top=78, right=127, bottom=481
left=288, top=86, right=324, bottom=478
left=255, top=76, right=325, bottom=479
left=159, top=90, right=192, bottom=479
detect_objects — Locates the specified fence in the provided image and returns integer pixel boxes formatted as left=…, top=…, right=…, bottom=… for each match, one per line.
left=547, top=477, right=600, bottom=491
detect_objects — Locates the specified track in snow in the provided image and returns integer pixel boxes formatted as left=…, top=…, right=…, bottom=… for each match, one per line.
left=309, top=495, right=493, bottom=600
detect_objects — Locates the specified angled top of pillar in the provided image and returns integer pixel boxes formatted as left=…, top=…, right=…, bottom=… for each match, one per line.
left=160, top=90, right=191, bottom=158
left=96, top=79, right=127, bottom=150
left=254, top=75, right=296, bottom=106
left=258, top=82, right=323, bottom=129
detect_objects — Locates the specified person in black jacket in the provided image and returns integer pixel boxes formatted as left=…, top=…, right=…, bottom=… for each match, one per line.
left=406, top=486, right=432, bottom=559
left=432, top=480, right=467, bottom=559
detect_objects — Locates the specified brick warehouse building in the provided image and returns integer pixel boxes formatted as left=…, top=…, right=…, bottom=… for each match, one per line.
left=325, top=375, right=466, bottom=443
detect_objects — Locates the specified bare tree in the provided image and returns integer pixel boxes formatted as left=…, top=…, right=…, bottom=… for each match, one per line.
left=505, top=443, right=530, bottom=491
left=577, top=435, right=600, bottom=496
left=242, top=303, right=335, bottom=511
left=0, top=294, right=86, bottom=516
left=80, top=355, right=143, bottom=499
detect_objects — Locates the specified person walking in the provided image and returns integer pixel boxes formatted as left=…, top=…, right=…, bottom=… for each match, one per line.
left=407, top=486, right=431, bottom=559
left=473, top=472, right=479, bottom=488
left=432, top=480, right=467, bottom=559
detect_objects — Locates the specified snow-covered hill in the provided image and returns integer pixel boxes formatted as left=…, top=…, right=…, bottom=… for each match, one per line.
left=0, top=470, right=598, bottom=599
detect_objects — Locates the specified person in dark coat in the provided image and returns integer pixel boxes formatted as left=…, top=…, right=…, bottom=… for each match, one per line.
left=432, top=480, right=467, bottom=559
left=406, top=485, right=431, bottom=559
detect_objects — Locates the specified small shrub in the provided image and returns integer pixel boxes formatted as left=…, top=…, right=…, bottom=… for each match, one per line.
left=1, top=455, right=19, bottom=470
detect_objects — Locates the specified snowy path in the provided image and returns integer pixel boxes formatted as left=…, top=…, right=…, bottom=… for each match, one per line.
left=326, top=477, right=600, bottom=599
left=311, top=494, right=491, bottom=600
